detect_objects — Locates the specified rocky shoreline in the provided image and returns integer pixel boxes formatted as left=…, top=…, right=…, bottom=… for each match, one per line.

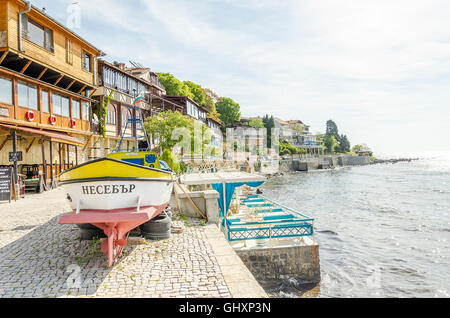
left=259, top=155, right=420, bottom=178
left=370, top=157, right=419, bottom=165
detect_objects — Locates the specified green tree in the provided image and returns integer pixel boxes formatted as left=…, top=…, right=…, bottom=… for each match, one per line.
left=248, top=118, right=264, bottom=129
left=203, top=88, right=221, bottom=102
left=352, top=144, right=363, bottom=152
left=207, top=102, right=222, bottom=124
left=279, top=140, right=306, bottom=156
left=191, top=121, right=212, bottom=156
left=144, top=110, right=193, bottom=151
left=92, top=89, right=115, bottom=138
left=145, top=110, right=212, bottom=157
left=339, top=134, right=351, bottom=153
left=183, top=81, right=208, bottom=108
left=159, top=149, right=181, bottom=173
left=157, top=73, right=193, bottom=98
left=326, top=120, right=339, bottom=137
left=325, top=120, right=352, bottom=153
left=215, top=97, right=241, bottom=128
left=290, top=123, right=304, bottom=135
left=262, top=115, right=275, bottom=148
left=157, top=74, right=216, bottom=111
left=204, top=95, right=215, bottom=111
left=324, top=135, right=338, bottom=153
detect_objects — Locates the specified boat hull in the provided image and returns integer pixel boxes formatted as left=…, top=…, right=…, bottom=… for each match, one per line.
left=63, top=178, right=173, bottom=211
left=59, top=157, right=175, bottom=212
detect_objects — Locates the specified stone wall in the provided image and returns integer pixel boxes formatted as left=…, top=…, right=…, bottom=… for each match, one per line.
left=235, top=244, right=321, bottom=284
left=276, top=155, right=371, bottom=173
left=278, top=160, right=293, bottom=172
left=292, top=159, right=320, bottom=171
left=338, top=155, right=371, bottom=166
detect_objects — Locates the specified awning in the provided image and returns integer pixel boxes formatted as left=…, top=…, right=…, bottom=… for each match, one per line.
left=179, top=171, right=266, bottom=185
left=180, top=172, right=266, bottom=217
left=0, top=123, right=85, bottom=147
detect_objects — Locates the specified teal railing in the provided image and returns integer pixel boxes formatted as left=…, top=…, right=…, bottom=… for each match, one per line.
left=223, top=194, right=315, bottom=242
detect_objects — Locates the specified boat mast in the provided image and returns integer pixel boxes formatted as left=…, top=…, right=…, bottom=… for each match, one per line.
left=115, top=89, right=151, bottom=152
left=132, top=89, right=138, bottom=151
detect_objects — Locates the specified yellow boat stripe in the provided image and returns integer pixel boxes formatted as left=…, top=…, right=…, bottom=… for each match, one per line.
left=59, top=158, right=173, bottom=182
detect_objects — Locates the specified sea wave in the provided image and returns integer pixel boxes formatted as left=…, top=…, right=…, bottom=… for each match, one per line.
left=262, top=157, right=450, bottom=298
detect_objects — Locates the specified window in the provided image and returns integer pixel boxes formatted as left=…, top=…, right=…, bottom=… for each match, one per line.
left=82, top=101, right=90, bottom=121
left=104, top=67, right=114, bottom=86
left=22, top=16, right=53, bottom=52
left=0, top=77, right=12, bottom=105
left=187, top=102, right=192, bottom=116
left=41, top=89, right=49, bottom=112
left=107, top=105, right=116, bottom=125
left=61, top=96, right=70, bottom=117
left=128, top=78, right=137, bottom=94
left=192, top=106, right=198, bottom=119
left=52, top=93, right=69, bottom=116
left=82, top=50, right=92, bottom=72
left=18, top=81, right=38, bottom=110
left=122, top=108, right=129, bottom=127
left=72, top=99, right=80, bottom=119
left=117, top=73, right=127, bottom=91
left=52, top=93, right=62, bottom=115
left=65, top=38, right=73, bottom=65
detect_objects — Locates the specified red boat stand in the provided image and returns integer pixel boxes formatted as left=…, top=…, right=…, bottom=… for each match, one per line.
left=59, top=204, right=167, bottom=267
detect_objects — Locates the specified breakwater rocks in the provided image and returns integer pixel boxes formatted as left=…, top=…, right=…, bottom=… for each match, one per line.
left=370, top=158, right=419, bottom=165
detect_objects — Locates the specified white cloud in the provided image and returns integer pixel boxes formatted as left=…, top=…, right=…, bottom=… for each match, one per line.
left=35, top=0, right=450, bottom=154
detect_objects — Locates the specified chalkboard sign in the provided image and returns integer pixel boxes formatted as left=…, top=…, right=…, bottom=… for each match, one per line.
left=0, top=167, right=12, bottom=202
left=9, top=151, right=22, bottom=162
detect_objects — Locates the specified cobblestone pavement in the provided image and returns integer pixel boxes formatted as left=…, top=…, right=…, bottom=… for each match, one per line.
left=0, top=188, right=232, bottom=298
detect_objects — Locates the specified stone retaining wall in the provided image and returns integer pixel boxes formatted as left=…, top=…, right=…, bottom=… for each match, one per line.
left=338, top=155, right=370, bottom=166
left=284, top=155, right=371, bottom=172
left=235, top=244, right=320, bottom=284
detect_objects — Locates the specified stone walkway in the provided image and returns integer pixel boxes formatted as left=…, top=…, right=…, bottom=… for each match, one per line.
left=0, top=188, right=266, bottom=298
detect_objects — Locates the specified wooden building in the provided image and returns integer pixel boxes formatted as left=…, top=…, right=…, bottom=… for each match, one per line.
left=93, top=60, right=185, bottom=156
left=0, top=0, right=102, bottom=191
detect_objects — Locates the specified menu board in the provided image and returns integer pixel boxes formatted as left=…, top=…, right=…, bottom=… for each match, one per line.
left=0, top=167, right=12, bottom=202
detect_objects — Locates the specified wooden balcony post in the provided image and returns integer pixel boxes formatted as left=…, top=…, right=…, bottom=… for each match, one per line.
left=58, top=143, right=62, bottom=172
left=49, top=141, right=53, bottom=183
left=66, top=144, right=69, bottom=169
left=40, top=139, right=47, bottom=184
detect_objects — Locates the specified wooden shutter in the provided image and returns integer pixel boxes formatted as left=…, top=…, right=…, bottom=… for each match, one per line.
left=65, top=38, right=73, bottom=65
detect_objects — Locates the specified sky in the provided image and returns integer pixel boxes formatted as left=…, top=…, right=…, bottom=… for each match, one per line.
left=31, top=0, right=450, bottom=156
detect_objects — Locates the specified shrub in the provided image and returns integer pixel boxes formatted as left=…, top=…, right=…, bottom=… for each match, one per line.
left=159, top=149, right=181, bottom=173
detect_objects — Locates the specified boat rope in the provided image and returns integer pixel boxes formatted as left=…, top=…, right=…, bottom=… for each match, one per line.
left=175, top=181, right=207, bottom=219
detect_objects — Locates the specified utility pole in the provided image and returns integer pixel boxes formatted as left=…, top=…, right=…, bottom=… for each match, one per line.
left=11, top=131, right=19, bottom=200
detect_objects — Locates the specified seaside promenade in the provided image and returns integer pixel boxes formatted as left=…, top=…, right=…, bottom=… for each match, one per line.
left=0, top=188, right=267, bottom=298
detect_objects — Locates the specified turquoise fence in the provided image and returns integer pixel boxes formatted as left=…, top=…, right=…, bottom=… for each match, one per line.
left=222, top=194, right=314, bottom=242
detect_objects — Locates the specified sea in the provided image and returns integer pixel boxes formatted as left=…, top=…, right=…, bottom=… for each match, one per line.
left=261, top=151, right=450, bottom=298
